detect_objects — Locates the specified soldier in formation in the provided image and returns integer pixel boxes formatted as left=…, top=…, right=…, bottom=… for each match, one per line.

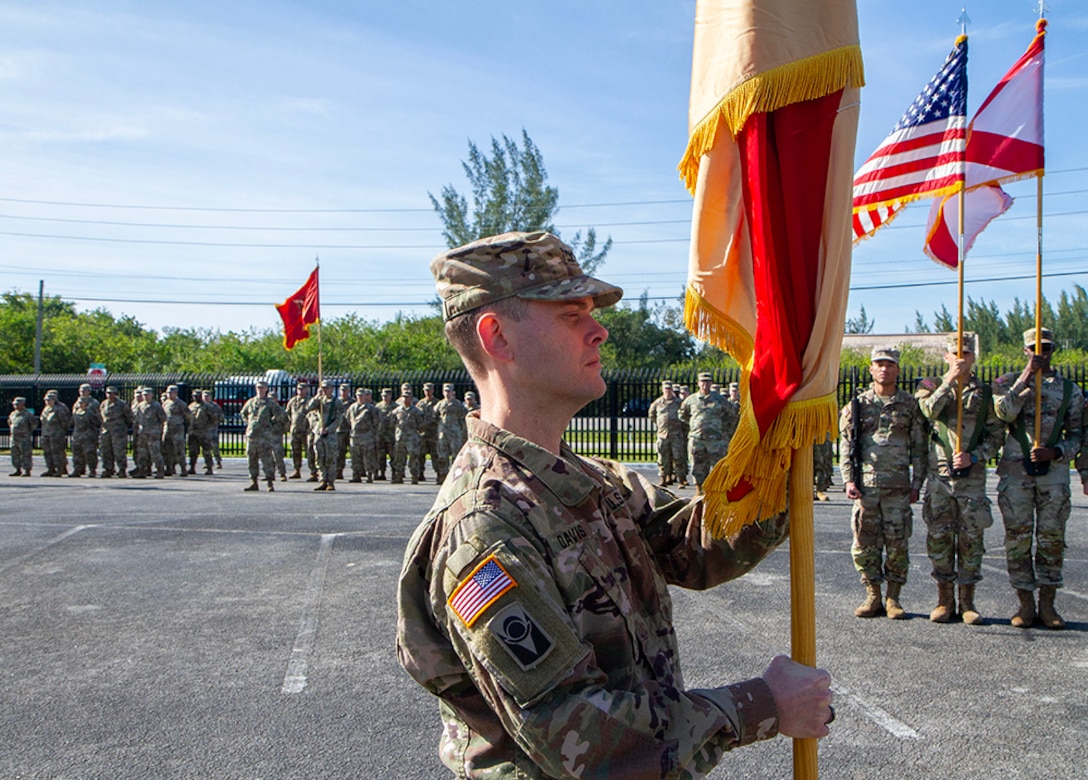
left=416, top=382, right=440, bottom=482
left=285, top=381, right=314, bottom=480
left=915, top=336, right=1003, bottom=624
left=307, top=379, right=345, bottom=491
left=132, top=387, right=167, bottom=479
left=813, top=434, right=833, bottom=502
left=8, top=397, right=36, bottom=476
left=161, top=384, right=192, bottom=477
left=679, top=372, right=737, bottom=494
left=390, top=383, right=424, bottom=484
left=187, top=389, right=217, bottom=475
left=39, top=390, right=70, bottom=477
left=463, top=390, right=478, bottom=413
left=69, top=395, right=101, bottom=477
left=433, top=382, right=467, bottom=484
left=346, top=387, right=379, bottom=483
left=373, top=387, right=396, bottom=481
left=240, top=379, right=283, bottom=492
left=648, top=380, right=687, bottom=487
left=98, top=386, right=133, bottom=478
left=839, top=347, right=927, bottom=620
left=993, top=327, right=1084, bottom=630
left=201, top=389, right=224, bottom=469
left=335, top=383, right=353, bottom=481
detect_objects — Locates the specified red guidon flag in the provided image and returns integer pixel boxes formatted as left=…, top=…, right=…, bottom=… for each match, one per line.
left=679, top=0, right=863, bottom=536
left=275, top=267, right=320, bottom=350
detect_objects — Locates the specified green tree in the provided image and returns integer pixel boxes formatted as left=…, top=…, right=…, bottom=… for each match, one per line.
left=844, top=304, right=875, bottom=334
left=595, top=292, right=695, bottom=369
left=429, top=129, right=612, bottom=273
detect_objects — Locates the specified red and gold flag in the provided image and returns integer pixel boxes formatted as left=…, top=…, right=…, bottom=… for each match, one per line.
left=275, top=267, right=320, bottom=350
left=680, top=0, right=863, bottom=537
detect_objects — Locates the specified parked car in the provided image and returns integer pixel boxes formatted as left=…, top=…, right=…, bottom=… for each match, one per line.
left=621, top=398, right=651, bottom=417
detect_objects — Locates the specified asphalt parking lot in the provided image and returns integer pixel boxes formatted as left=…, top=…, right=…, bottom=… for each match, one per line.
left=2, top=460, right=1087, bottom=779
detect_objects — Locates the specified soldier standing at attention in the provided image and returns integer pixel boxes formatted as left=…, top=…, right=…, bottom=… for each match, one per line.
left=335, top=383, right=353, bottom=480
left=374, top=387, right=396, bottom=481
left=397, top=232, right=832, bottom=778
left=679, top=372, right=736, bottom=494
left=648, top=380, right=688, bottom=488
left=8, top=397, right=36, bottom=476
left=347, top=388, right=379, bottom=483
left=77, top=383, right=100, bottom=415
left=201, top=390, right=224, bottom=469
left=463, top=390, right=478, bottom=413
left=993, top=327, right=1084, bottom=629
left=417, top=381, right=440, bottom=482
left=391, top=383, right=425, bottom=484
left=307, top=379, right=345, bottom=491
left=915, top=337, right=1003, bottom=624
left=813, top=434, right=833, bottom=502
left=98, top=386, right=133, bottom=478
left=133, top=387, right=167, bottom=479
left=69, top=395, right=101, bottom=477
left=186, top=389, right=215, bottom=475
left=161, top=384, right=192, bottom=477
left=839, top=347, right=927, bottom=620
left=39, top=390, right=70, bottom=477
left=433, top=382, right=467, bottom=484
left=240, top=379, right=283, bottom=492
left=285, top=381, right=313, bottom=480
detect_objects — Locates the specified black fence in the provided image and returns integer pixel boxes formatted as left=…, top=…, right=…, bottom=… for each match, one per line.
left=2, top=365, right=1086, bottom=462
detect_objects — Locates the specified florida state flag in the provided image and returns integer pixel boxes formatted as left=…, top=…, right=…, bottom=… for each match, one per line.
left=275, top=267, right=320, bottom=350
left=680, top=0, right=863, bottom=536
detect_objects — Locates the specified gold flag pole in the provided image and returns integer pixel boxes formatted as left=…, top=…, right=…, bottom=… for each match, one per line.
left=315, top=257, right=323, bottom=387
left=1033, top=172, right=1043, bottom=444
left=955, top=183, right=966, bottom=450
left=790, top=444, right=817, bottom=778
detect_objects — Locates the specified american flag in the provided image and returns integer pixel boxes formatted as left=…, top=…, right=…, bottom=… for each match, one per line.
left=449, top=556, right=516, bottom=627
left=852, top=36, right=968, bottom=242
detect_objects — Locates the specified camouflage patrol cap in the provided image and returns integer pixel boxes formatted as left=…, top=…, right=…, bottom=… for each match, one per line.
left=431, top=231, right=624, bottom=321
left=1023, top=327, right=1054, bottom=347
left=661, top=381, right=672, bottom=389
left=79, top=383, right=92, bottom=391
left=381, top=387, right=392, bottom=395
left=339, top=383, right=350, bottom=391
left=442, top=382, right=454, bottom=391
left=255, top=379, right=269, bottom=388
left=167, top=384, right=179, bottom=393
left=871, top=346, right=900, bottom=364
left=944, top=332, right=976, bottom=353
left=356, top=388, right=366, bottom=396
left=729, top=382, right=738, bottom=391
left=13, top=396, right=25, bottom=404
left=320, top=379, right=332, bottom=389
left=201, top=389, right=212, bottom=397
left=105, top=386, right=118, bottom=394
left=697, top=372, right=712, bottom=382
left=296, top=380, right=308, bottom=387
left=423, top=382, right=434, bottom=390
left=401, top=383, right=413, bottom=393
left=44, top=390, right=58, bottom=399
left=465, top=391, right=477, bottom=399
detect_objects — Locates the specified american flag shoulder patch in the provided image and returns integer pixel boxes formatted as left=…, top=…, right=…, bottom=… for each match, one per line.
left=448, top=555, right=517, bottom=627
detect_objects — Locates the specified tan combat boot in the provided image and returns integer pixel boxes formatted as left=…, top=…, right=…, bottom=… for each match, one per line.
left=1011, top=589, right=1036, bottom=628
left=854, top=582, right=884, bottom=618
left=1038, top=585, right=1065, bottom=630
left=958, top=584, right=982, bottom=625
left=929, top=582, right=955, bottom=623
left=885, top=582, right=906, bottom=620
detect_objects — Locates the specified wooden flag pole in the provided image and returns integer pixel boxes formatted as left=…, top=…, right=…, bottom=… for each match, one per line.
left=955, top=184, right=966, bottom=449
left=790, top=443, right=818, bottom=779
left=1033, top=172, right=1043, bottom=444
left=315, top=258, right=323, bottom=386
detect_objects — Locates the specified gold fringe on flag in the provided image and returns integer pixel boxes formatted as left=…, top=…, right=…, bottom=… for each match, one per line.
left=679, top=45, right=864, bottom=192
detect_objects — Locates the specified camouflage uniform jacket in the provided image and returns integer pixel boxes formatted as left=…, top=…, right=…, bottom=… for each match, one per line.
left=71, top=405, right=101, bottom=437
left=397, top=417, right=787, bottom=779
left=678, top=392, right=735, bottom=442
left=306, top=395, right=345, bottom=437
left=916, top=374, right=1004, bottom=492
left=285, top=395, right=312, bottom=436
left=435, top=398, right=468, bottom=439
left=40, top=404, right=70, bottom=435
left=240, top=396, right=284, bottom=438
left=838, top=386, right=927, bottom=492
left=188, top=400, right=213, bottom=434
left=134, top=400, right=167, bottom=436
left=391, top=402, right=424, bottom=442
left=163, top=398, right=192, bottom=432
left=993, top=369, right=1084, bottom=482
left=417, top=396, right=440, bottom=437
left=99, top=397, right=133, bottom=434
left=375, top=400, right=397, bottom=441
left=8, top=408, right=37, bottom=438
left=648, top=395, right=683, bottom=440
left=347, top=400, right=379, bottom=442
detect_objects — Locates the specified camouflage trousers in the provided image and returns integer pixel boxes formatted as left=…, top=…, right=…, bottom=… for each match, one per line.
left=336, top=430, right=350, bottom=475
left=273, top=434, right=286, bottom=477
left=393, top=439, right=422, bottom=482
left=290, top=430, right=315, bottom=475
left=688, top=437, right=725, bottom=487
left=161, top=425, right=186, bottom=475
left=922, top=479, right=993, bottom=585
left=71, top=432, right=99, bottom=475
left=246, top=432, right=277, bottom=482
left=421, top=431, right=437, bottom=477
left=997, top=475, right=1072, bottom=590
left=99, top=428, right=129, bottom=474
left=436, top=430, right=465, bottom=483
left=851, top=487, right=913, bottom=585
left=313, top=432, right=338, bottom=485
left=188, top=431, right=214, bottom=469
left=656, top=433, right=686, bottom=482
left=377, top=436, right=394, bottom=478
left=41, top=431, right=68, bottom=475
left=350, top=436, right=377, bottom=481
left=9, top=434, right=32, bottom=472
left=207, top=428, right=222, bottom=466
left=135, top=432, right=164, bottom=476
left=814, top=437, right=833, bottom=492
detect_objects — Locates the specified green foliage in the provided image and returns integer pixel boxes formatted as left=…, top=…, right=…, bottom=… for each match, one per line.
left=596, top=293, right=695, bottom=369
left=844, top=304, right=875, bottom=334
left=428, top=129, right=612, bottom=271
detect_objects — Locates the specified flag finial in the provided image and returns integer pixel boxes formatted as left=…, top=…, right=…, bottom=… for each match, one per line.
left=957, top=7, right=971, bottom=36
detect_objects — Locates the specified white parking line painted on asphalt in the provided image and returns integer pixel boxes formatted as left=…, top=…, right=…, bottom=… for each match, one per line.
left=980, top=562, right=1088, bottom=601
left=832, top=685, right=922, bottom=740
left=0, top=524, right=92, bottom=576
left=282, top=533, right=337, bottom=695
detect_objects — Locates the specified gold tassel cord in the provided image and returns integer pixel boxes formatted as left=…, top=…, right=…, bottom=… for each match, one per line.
left=679, top=45, right=865, bottom=192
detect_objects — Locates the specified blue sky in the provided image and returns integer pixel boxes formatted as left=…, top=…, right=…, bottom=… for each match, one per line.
left=1, top=0, right=1085, bottom=345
